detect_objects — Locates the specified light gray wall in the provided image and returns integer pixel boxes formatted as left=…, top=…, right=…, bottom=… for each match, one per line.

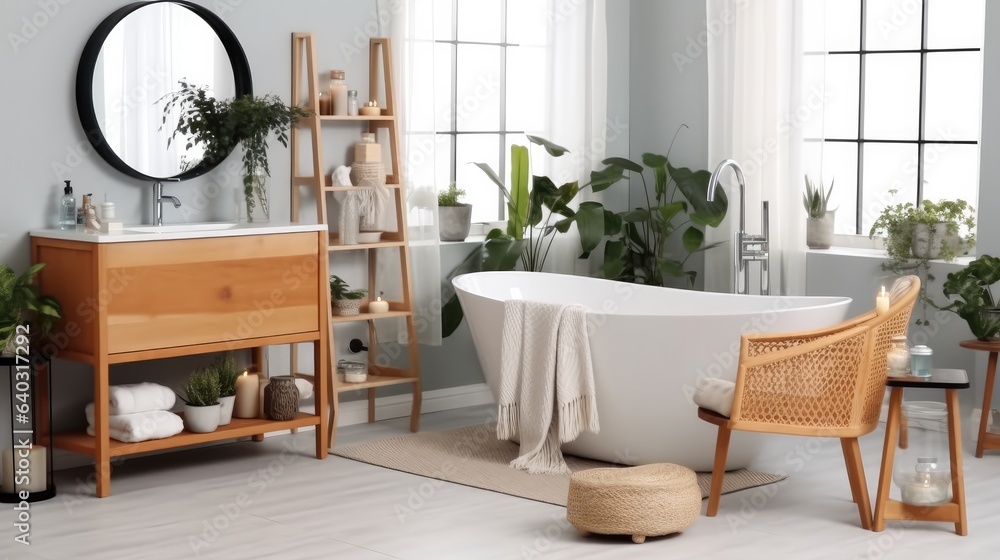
left=628, top=0, right=711, bottom=289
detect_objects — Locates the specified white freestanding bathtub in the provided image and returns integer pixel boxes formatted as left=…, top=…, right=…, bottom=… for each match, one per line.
left=452, top=271, right=852, bottom=471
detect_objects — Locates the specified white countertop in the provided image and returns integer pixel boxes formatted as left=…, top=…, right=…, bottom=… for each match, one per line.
left=30, top=222, right=328, bottom=243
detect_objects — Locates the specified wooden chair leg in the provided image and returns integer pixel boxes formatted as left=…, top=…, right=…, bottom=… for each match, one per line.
left=843, top=437, right=873, bottom=530
left=841, top=439, right=861, bottom=504
left=706, top=424, right=732, bottom=517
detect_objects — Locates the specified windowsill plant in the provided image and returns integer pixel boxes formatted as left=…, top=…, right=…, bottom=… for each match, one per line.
left=438, top=183, right=473, bottom=242
left=803, top=175, right=835, bottom=249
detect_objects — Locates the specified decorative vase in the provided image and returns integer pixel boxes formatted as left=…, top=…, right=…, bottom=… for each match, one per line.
left=184, top=404, right=222, bottom=433
left=240, top=172, right=270, bottom=223
left=439, top=204, right=473, bottom=242
left=806, top=211, right=835, bottom=250
left=340, top=191, right=361, bottom=245
left=334, top=298, right=363, bottom=316
left=218, top=395, right=236, bottom=426
left=263, top=376, right=300, bottom=421
left=911, top=222, right=959, bottom=260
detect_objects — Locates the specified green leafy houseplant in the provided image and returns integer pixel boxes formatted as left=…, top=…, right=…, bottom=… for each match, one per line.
left=206, top=354, right=241, bottom=398
left=329, top=275, right=367, bottom=300
left=803, top=175, right=834, bottom=219
left=161, top=80, right=310, bottom=222
left=177, top=369, right=221, bottom=407
left=934, top=255, right=1000, bottom=340
left=438, top=184, right=467, bottom=207
left=0, top=263, right=61, bottom=355
left=868, top=197, right=975, bottom=263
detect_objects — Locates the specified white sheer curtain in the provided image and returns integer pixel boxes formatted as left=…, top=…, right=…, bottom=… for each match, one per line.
left=382, top=0, right=443, bottom=346
left=705, top=0, right=807, bottom=296
left=541, top=0, right=608, bottom=276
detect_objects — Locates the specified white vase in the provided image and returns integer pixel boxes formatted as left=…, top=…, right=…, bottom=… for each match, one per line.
left=340, top=192, right=361, bottom=245
left=218, top=395, right=236, bottom=426
left=806, top=211, right=835, bottom=249
left=184, top=403, right=221, bottom=433
left=911, top=222, right=960, bottom=260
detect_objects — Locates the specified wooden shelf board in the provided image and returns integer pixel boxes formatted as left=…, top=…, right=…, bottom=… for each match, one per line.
left=322, top=184, right=402, bottom=192
left=980, top=431, right=1000, bottom=451
left=107, top=332, right=322, bottom=365
left=53, top=413, right=321, bottom=458
left=330, top=308, right=411, bottom=324
left=334, top=373, right=417, bottom=392
left=319, top=115, right=394, bottom=121
left=327, top=231, right=405, bottom=251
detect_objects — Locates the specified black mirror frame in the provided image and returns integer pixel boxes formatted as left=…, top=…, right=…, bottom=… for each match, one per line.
left=75, top=0, right=253, bottom=182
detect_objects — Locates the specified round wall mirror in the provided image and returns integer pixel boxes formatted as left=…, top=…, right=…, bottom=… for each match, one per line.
left=76, top=0, right=252, bottom=181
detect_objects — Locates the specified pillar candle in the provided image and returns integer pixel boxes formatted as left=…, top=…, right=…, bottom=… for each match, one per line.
left=369, top=293, right=389, bottom=314
left=233, top=371, right=259, bottom=419
left=2, top=445, right=48, bottom=494
left=875, top=285, right=889, bottom=315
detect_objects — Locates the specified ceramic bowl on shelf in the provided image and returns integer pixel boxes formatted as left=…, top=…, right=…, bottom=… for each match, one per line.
left=358, top=231, right=383, bottom=243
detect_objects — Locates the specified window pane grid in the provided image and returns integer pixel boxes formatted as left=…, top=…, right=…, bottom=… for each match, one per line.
left=807, top=0, right=982, bottom=235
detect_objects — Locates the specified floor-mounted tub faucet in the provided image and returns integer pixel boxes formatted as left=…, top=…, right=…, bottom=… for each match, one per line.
left=154, top=179, right=182, bottom=226
left=705, top=159, right=770, bottom=295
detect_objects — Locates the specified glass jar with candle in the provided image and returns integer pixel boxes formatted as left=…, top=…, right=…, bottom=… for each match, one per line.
left=329, top=70, right=348, bottom=115
left=893, top=401, right=951, bottom=506
left=886, top=335, right=910, bottom=378
left=910, top=345, right=933, bottom=377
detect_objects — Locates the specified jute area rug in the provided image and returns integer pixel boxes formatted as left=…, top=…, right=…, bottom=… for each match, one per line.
left=334, top=423, right=785, bottom=506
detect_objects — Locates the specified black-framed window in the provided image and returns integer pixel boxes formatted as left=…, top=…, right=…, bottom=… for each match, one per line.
left=802, top=0, right=985, bottom=236
left=425, top=0, right=547, bottom=223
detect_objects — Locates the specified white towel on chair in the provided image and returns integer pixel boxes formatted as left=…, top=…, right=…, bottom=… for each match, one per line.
left=85, top=404, right=184, bottom=443
left=105, top=382, right=176, bottom=415
left=496, top=300, right=599, bottom=474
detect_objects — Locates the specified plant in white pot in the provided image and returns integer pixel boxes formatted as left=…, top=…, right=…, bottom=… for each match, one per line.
left=0, top=264, right=61, bottom=356
left=438, top=183, right=473, bottom=242
left=803, top=175, right=835, bottom=249
left=178, top=369, right=222, bottom=433
left=330, top=275, right=367, bottom=316
left=207, top=354, right=241, bottom=426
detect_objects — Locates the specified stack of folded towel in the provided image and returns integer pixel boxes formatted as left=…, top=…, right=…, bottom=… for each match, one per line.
left=85, top=383, right=184, bottom=443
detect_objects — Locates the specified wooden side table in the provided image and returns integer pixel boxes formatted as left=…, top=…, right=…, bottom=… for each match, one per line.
left=873, top=369, right=968, bottom=535
left=959, top=339, right=1000, bottom=457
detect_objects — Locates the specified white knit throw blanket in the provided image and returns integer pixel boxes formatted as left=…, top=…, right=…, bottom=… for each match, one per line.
left=496, top=300, right=599, bottom=474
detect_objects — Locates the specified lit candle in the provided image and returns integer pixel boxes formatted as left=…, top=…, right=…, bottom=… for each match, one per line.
left=369, top=292, right=389, bottom=313
left=875, top=285, right=889, bottom=315
left=233, top=371, right=259, bottom=419
left=1, top=445, right=47, bottom=493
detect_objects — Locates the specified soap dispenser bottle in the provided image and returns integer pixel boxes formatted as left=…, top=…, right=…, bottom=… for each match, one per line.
left=59, top=180, right=76, bottom=230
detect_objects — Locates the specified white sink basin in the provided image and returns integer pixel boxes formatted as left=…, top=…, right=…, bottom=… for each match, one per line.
left=123, top=223, right=241, bottom=233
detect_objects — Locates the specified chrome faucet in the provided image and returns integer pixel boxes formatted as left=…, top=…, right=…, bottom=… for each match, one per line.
left=705, top=159, right=770, bottom=295
left=154, top=180, right=182, bottom=226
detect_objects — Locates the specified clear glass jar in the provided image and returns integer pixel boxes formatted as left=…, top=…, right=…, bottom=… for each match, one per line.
left=910, top=345, right=933, bottom=377
left=893, top=401, right=951, bottom=505
left=347, top=90, right=359, bottom=116
left=886, top=335, right=910, bottom=377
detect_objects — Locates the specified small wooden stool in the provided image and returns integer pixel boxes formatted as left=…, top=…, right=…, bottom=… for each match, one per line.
left=873, top=369, right=969, bottom=535
left=566, top=463, right=700, bottom=543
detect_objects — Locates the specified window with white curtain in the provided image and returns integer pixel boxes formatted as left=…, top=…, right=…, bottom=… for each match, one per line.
left=420, top=0, right=548, bottom=223
left=802, top=0, right=985, bottom=236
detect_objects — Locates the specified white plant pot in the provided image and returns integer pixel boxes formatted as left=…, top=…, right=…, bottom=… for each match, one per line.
left=184, top=403, right=221, bottom=433
left=806, top=211, right=835, bottom=249
left=218, top=395, right=236, bottom=426
left=911, top=222, right=961, bottom=260
left=439, top=204, right=473, bottom=241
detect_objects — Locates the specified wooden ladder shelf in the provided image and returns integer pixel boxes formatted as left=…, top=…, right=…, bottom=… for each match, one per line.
left=290, top=32, right=422, bottom=448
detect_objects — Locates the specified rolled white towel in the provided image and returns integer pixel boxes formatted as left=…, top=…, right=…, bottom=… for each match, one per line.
left=105, top=382, right=176, bottom=415
left=85, top=405, right=184, bottom=443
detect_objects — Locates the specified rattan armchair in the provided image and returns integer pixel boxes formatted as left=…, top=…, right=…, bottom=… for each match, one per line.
left=697, top=276, right=920, bottom=530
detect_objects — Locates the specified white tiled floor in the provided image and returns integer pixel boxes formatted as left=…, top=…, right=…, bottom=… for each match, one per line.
left=4, top=404, right=998, bottom=559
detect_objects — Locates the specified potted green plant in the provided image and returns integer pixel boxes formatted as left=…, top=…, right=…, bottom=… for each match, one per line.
left=869, top=196, right=976, bottom=262
left=803, top=175, right=835, bottom=249
left=934, top=255, right=1000, bottom=341
left=162, top=80, right=310, bottom=223
left=206, top=354, right=241, bottom=425
left=438, top=183, right=473, bottom=242
left=330, top=275, right=367, bottom=316
left=0, top=263, right=61, bottom=356
left=177, top=368, right=222, bottom=433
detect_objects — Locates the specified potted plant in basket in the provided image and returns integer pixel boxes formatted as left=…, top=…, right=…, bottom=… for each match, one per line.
left=0, top=263, right=61, bottom=356
left=803, top=175, right=835, bottom=249
left=177, top=368, right=222, bottom=433
left=161, top=80, right=310, bottom=223
left=206, top=354, right=241, bottom=426
left=330, top=275, right=367, bottom=316
left=934, top=255, right=1000, bottom=341
left=438, top=183, right=473, bottom=242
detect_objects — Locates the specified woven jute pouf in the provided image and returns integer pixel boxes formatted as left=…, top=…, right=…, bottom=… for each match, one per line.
left=566, top=463, right=700, bottom=544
